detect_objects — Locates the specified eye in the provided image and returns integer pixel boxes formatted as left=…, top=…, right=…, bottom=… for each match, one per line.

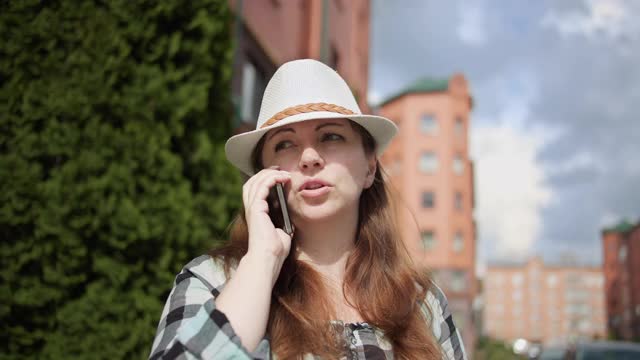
left=321, top=133, right=345, bottom=142
left=274, top=140, right=294, bottom=152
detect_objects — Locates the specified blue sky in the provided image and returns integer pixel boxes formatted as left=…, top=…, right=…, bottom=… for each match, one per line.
left=369, top=0, right=640, bottom=272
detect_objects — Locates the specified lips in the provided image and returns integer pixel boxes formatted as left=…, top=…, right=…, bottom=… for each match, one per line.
left=298, top=179, right=330, bottom=191
left=298, top=179, right=332, bottom=197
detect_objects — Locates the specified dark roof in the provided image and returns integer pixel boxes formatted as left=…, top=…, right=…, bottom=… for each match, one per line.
left=380, top=77, right=450, bottom=106
left=602, top=219, right=636, bottom=233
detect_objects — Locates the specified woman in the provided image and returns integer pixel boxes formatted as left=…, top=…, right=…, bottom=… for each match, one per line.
left=149, top=59, right=466, bottom=359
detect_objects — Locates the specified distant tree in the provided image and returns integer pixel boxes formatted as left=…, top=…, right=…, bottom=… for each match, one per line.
left=0, top=1, right=241, bottom=358
left=475, top=336, right=524, bottom=360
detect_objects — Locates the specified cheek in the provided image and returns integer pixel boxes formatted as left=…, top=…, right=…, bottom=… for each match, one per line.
left=337, top=153, right=371, bottom=188
left=274, top=155, right=299, bottom=171
left=261, top=151, right=295, bottom=170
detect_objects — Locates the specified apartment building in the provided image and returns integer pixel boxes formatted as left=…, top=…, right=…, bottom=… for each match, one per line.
left=378, top=75, right=476, bottom=352
left=484, top=258, right=606, bottom=345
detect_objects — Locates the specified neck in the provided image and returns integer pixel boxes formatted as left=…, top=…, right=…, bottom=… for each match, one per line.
left=294, top=209, right=359, bottom=282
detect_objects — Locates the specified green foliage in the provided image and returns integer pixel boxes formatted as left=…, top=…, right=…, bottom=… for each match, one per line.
left=475, top=336, right=525, bottom=360
left=0, top=1, right=241, bottom=358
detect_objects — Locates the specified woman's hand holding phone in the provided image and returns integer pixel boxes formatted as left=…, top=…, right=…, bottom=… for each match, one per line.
left=242, top=167, right=292, bottom=270
left=216, top=167, right=292, bottom=350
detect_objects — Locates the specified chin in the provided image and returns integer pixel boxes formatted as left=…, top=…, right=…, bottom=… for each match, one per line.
left=291, top=203, right=344, bottom=223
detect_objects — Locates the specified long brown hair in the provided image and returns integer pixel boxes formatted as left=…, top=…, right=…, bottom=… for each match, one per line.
left=211, top=122, right=442, bottom=359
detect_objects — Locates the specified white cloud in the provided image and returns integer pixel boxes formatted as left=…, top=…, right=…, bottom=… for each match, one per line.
left=473, top=67, right=540, bottom=128
left=541, top=0, right=639, bottom=42
left=457, top=1, right=487, bottom=46
left=599, top=210, right=622, bottom=228
left=367, top=89, right=382, bottom=107
left=472, top=123, right=553, bottom=260
left=546, top=150, right=604, bottom=177
left=471, top=72, right=555, bottom=264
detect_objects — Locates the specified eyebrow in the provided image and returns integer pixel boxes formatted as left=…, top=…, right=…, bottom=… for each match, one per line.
left=265, top=122, right=345, bottom=142
left=265, top=127, right=294, bottom=142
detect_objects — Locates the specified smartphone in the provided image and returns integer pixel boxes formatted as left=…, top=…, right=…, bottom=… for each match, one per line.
left=270, top=183, right=293, bottom=236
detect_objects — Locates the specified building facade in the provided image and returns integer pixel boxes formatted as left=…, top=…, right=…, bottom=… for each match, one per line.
left=484, top=258, right=606, bottom=345
left=602, top=220, right=640, bottom=341
left=378, top=76, right=476, bottom=352
left=230, top=0, right=371, bottom=130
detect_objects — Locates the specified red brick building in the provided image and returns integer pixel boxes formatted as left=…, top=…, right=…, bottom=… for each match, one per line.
left=602, top=220, right=640, bottom=341
left=378, top=76, right=477, bottom=352
left=230, top=0, right=371, bottom=129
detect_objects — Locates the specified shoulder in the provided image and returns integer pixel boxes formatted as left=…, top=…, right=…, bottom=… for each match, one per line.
left=176, top=254, right=235, bottom=296
left=419, top=283, right=449, bottom=340
left=422, top=283, right=468, bottom=359
left=424, top=283, right=449, bottom=320
left=150, top=255, right=259, bottom=359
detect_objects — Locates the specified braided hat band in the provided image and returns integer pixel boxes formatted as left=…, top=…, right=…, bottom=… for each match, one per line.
left=260, top=103, right=356, bottom=129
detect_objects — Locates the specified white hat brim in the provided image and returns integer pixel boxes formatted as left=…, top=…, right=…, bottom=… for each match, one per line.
left=225, top=112, right=398, bottom=175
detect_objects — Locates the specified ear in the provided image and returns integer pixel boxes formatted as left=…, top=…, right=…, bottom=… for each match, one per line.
left=364, top=156, right=377, bottom=189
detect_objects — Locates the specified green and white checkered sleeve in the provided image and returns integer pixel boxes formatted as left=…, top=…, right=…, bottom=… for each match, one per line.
left=423, top=284, right=468, bottom=360
left=149, top=255, right=271, bottom=360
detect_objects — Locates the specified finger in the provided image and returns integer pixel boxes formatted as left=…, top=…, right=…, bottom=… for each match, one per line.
left=242, top=168, right=281, bottom=205
left=243, top=170, right=275, bottom=215
left=250, top=171, right=291, bottom=208
left=244, top=170, right=290, bottom=209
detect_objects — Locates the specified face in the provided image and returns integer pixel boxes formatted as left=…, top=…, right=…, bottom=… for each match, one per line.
left=260, top=118, right=376, bottom=223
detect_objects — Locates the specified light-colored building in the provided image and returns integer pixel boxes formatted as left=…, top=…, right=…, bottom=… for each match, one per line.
left=378, top=76, right=476, bottom=352
left=230, top=0, right=371, bottom=130
left=484, top=257, right=606, bottom=345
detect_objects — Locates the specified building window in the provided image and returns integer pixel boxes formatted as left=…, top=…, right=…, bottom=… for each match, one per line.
left=455, top=192, right=463, bottom=211
left=512, top=274, right=523, bottom=287
left=241, top=62, right=257, bottom=122
left=453, top=232, right=464, bottom=253
left=512, top=306, right=522, bottom=316
left=491, top=274, right=504, bottom=286
left=619, top=245, right=627, bottom=263
left=420, top=152, right=437, bottom=173
left=329, top=44, right=340, bottom=71
left=453, top=155, right=464, bottom=175
left=451, top=270, right=467, bottom=292
left=421, top=231, right=436, bottom=250
left=241, top=61, right=267, bottom=123
left=420, top=114, right=437, bottom=134
left=455, top=117, right=464, bottom=136
left=422, top=192, right=435, bottom=208
left=512, top=290, right=522, bottom=301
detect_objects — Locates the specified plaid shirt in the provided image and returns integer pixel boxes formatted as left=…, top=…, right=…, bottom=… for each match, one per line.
left=149, top=255, right=467, bottom=359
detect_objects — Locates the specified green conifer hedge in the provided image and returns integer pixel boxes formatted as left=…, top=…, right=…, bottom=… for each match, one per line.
left=0, top=1, right=241, bottom=358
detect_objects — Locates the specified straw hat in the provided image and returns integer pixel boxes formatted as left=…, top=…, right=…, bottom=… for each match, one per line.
left=225, top=59, right=398, bottom=175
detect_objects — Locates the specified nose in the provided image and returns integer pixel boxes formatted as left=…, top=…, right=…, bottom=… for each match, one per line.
left=298, top=146, right=324, bottom=170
